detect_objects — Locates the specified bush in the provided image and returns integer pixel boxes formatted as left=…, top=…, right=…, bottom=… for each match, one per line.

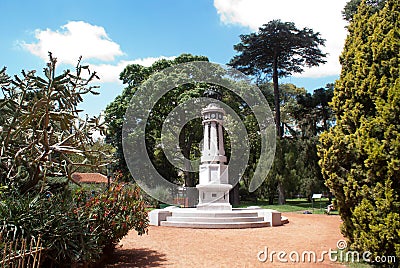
left=73, top=183, right=148, bottom=252
left=0, top=183, right=148, bottom=267
left=0, top=189, right=101, bottom=265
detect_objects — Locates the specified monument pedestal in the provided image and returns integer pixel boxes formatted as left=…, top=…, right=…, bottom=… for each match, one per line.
left=196, top=184, right=232, bottom=210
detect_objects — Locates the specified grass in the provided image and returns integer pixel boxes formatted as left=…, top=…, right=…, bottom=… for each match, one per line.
left=235, top=198, right=339, bottom=215
left=146, top=197, right=340, bottom=215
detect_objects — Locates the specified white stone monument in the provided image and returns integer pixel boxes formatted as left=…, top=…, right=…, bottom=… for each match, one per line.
left=148, top=87, right=286, bottom=228
left=196, top=102, right=232, bottom=210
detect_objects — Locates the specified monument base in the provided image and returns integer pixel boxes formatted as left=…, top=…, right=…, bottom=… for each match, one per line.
left=148, top=207, right=288, bottom=228
left=196, top=184, right=232, bottom=211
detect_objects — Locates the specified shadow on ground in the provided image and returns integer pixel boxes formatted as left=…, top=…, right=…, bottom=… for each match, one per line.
left=104, top=248, right=167, bottom=267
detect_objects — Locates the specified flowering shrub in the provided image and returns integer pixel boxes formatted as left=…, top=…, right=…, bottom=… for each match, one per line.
left=73, top=183, right=148, bottom=251
left=0, top=183, right=148, bottom=267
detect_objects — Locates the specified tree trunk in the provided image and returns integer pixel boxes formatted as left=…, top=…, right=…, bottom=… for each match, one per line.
left=278, top=182, right=286, bottom=205
left=180, top=128, right=198, bottom=207
left=273, top=57, right=285, bottom=205
left=268, top=195, right=274, bottom=205
left=185, top=174, right=198, bottom=207
left=272, top=57, right=282, bottom=138
left=229, top=184, right=240, bottom=206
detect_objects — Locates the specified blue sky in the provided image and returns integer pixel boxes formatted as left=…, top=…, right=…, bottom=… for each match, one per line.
left=0, top=0, right=348, bottom=116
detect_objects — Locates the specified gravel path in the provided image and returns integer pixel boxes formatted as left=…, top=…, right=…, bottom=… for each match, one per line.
left=106, top=212, right=347, bottom=267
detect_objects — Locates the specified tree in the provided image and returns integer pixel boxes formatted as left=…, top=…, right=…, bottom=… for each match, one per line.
left=292, top=84, right=334, bottom=137
left=107, top=54, right=276, bottom=206
left=105, top=54, right=210, bottom=206
left=318, top=0, right=399, bottom=261
left=0, top=53, right=110, bottom=193
left=229, top=20, right=327, bottom=138
left=256, top=84, right=333, bottom=204
left=342, top=0, right=387, bottom=21
left=289, top=85, right=334, bottom=201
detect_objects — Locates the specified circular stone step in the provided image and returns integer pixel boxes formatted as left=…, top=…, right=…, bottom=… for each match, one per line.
left=166, top=216, right=265, bottom=223
left=170, top=210, right=259, bottom=218
left=160, top=221, right=270, bottom=229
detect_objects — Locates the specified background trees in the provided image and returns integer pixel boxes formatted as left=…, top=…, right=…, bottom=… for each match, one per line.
left=255, top=84, right=333, bottom=204
left=107, top=54, right=265, bottom=206
left=228, top=21, right=328, bottom=205
left=106, top=52, right=334, bottom=207
left=105, top=54, right=208, bottom=186
left=229, top=20, right=327, bottom=138
left=319, top=0, right=399, bottom=260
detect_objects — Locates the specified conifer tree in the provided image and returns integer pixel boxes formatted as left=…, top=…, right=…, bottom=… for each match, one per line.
left=318, top=0, right=399, bottom=261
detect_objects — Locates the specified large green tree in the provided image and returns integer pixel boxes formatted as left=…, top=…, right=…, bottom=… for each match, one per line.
left=319, top=0, right=399, bottom=261
left=105, top=54, right=210, bottom=206
left=229, top=20, right=327, bottom=138
left=106, top=54, right=275, bottom=206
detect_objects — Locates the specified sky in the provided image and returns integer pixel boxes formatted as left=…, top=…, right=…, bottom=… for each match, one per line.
left=0, top=0, right=349, bottom=116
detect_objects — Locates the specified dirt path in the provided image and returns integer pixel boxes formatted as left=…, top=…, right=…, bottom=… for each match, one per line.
left=106, top=212, right=347, bottom=267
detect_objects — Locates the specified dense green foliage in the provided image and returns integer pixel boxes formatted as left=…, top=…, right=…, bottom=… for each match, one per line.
left=342, top=0, right=387, bottom=21
left=319, top=0, right=399, bottom=262
left=229, top=20, right=327, bottom=137
left=259, top=137, right=325, bottom=203
left=255, top=84, right=333, bottom=204
left=105, top=54, right=209, bottom=206
left=73, top=183, right=148, bottom=251
left=105, top=55, right=333, bottom=206
left=0, top=183, right=148, bottom=266
left=106, top=54, right=264, bottom=205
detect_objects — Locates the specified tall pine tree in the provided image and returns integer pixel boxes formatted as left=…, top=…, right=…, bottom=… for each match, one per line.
left=318, top=0, right=399, bottom=261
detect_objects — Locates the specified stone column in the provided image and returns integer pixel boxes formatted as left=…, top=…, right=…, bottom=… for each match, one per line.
left=203, top=123, right=209, bottom=156
left=218, top=123, right=225, bottom=157
left=209, top=121, right=218, bottom=158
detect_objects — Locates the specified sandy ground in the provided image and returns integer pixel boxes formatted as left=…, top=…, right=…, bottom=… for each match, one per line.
left=105, top=212, right=347, bottom=267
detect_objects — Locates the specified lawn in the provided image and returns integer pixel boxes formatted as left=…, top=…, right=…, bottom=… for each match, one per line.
left=236, top=198, right=339, bottom=215
left=150, top=197, right=339, bottom=215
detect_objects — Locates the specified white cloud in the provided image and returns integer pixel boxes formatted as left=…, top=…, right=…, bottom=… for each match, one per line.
left=22, top=21, right=123, bottom=65
left=128, top=56, right=177, bottom=67
left=90, top=56, right=176, bottom=83
left=21, top=21, right=176, bottom=84
left=214, top=0, right=348, bottom=77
